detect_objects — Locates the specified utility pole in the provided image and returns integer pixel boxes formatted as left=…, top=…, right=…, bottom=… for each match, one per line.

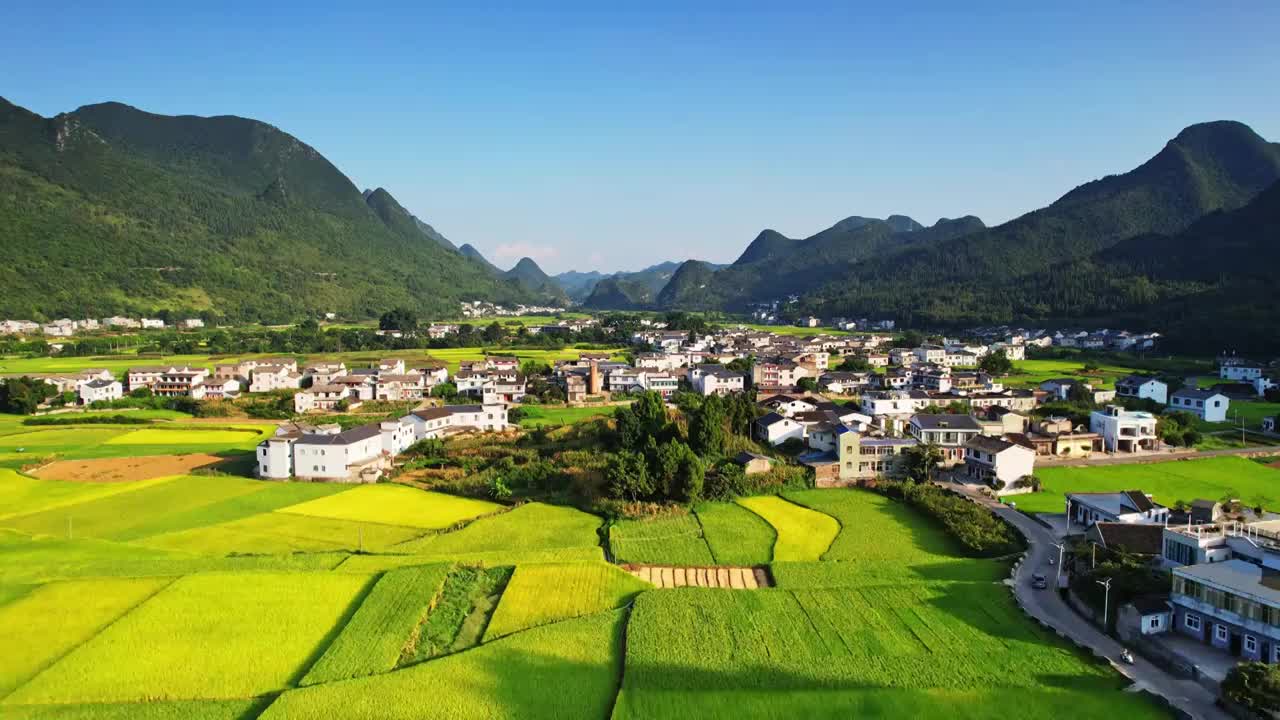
left=1097, top=577, right=1112, bottom=628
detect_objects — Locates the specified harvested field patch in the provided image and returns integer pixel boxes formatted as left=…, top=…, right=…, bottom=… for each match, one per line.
left=260, top=611, right=625, bottom=720
left=31, top=454, right=227, bottom=482
left=0, top=577, right=171, bottom=697
left=736, top=495, right=838, bottom=561
left=610, top=512, right=713, bottom=565
left=302, top=564, right=452, bottom=685
left=629, top=565, right=766, bottom=590
left=485, top=562, right=649, bottom=639
left=8, top=572, right=372, bottom=703
left=279, top=484, right=501, bottom=530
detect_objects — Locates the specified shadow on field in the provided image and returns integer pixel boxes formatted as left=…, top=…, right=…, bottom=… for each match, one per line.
left=286, top=573, right=382, bottom=687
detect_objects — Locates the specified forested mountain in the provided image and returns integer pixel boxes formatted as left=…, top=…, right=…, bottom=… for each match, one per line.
left=0, top=97, right=533, bottom=322
left=572, top=261, right=726, bottom=307
left=458, top=243, right=502, bottom=275
left=658, top=214, right=984, bottom=309
left=503, top=257, right=568, bottom=305
left=796, top=121, right=1280, bottom=331
left=581, top=276, right=656, bottom=309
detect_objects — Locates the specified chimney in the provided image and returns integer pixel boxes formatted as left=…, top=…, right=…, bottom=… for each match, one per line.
left=588, top=361, right=601, bottom=395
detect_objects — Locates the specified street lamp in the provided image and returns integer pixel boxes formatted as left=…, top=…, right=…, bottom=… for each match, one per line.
left=1096, top=577, right=1112, bottom=628
left=1051, top=542, right=1064, bottom=589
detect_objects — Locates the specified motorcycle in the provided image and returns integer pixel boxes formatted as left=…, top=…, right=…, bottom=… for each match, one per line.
left=1121, top=650, right=1135, bottom=665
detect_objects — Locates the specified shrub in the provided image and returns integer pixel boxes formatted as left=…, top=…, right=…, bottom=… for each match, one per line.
left=1223, top=662, right=1280, bottom=712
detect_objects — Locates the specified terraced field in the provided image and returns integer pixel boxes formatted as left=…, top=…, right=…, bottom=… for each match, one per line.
left=0, top=435, right=1168, bottom=719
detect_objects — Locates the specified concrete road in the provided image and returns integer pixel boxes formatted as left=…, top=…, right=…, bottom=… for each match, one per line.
left=995, top=504, right=1228, bottom=719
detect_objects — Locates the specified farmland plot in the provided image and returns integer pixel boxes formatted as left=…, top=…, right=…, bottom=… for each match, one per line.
left=610, top=512, right=713, bottom=565
left=784, top=489, right=964, bottom=564
left=8, top=572, right=372, bottom=703
left=615, top=588, right=1167, bottom=719
left=1015, top=456, right=1280, bottom=514
left=392, top=502, right=602, bottom=556
left=260, top=611, right=625, bottom=720
left=336, top=546, right=604, bottom=573
left=1, top=475, right=272, bottom=541
left=279, top=484, right=501, bottom=529
left=139, top=511, right=424, bottom=554
left=484, top=562, right=650, bottom=639
left=1, top=699, right=265, bottom=720
left=735, top=496, right=838, bottom=561
left=407, top=565, right=511, bottom=662
left=302, top=564, right=452, bottom=685
left=694, top=502, right=776, bottom=566
left=0, top=577, right=170, bottom=697
left=0, top=469, right=177, bottom=521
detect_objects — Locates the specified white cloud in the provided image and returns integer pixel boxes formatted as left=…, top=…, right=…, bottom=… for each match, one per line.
left=492, top=243, right=559, bottom=262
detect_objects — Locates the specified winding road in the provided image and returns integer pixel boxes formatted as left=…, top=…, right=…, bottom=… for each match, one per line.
left=937, top=477, right=1229, bottom=719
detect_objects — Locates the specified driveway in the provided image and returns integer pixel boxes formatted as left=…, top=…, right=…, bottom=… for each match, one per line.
left=996, top=504, right=1229, bottom=719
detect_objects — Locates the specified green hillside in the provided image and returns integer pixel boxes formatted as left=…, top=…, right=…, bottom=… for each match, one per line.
left=797, top=121, right=1280, bottom=331
left=0, top=97, right=533, bottom=322
left=504, top=257, right=569, bottom=305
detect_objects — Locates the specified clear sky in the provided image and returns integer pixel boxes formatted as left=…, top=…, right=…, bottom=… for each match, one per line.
left=4, top=1, right=1278, bottom=274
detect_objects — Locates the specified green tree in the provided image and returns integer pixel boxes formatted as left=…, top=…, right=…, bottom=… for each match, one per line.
left=690, top=393, right=727, bottom=457
left=796, top=377, right=818, bottom=392
left=837, top=356, right=871, bottom=372
left=606, top=450, right=654, bottom=501
left=379, top=307, right=418, bottom=332
left=978, top=350, right=1013, bottom=375
left=482, top=321, right=504, bottom=344
left=674, top=451, right=705, bottom=503
left=1224, top=663, right=1280, bottom=712
left=902, top=442, right=943, bottom=482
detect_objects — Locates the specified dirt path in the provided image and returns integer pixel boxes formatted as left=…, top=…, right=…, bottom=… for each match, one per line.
left=624, top=565, right=771, bottom=589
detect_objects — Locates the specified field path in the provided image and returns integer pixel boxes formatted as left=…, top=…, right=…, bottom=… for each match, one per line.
left=623, top=565, right=770, bottom=589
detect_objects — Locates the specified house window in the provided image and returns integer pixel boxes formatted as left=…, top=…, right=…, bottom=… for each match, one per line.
left=1216, top=624, right=1228, bottom=642
left=1184, top=614, right=1201, bottom=631
left=1148, top=616, right=1161, bottom=630
left=1246, top=635, right=1258, bottom=653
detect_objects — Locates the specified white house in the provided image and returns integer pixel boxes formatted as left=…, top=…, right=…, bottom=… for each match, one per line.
left=689, top=365, right=745, bottom=396
left=77, top=379, right=122, bottom=405
left=290, top=424, right=387, bottom=482
left=140, top=318, right=165, bottom=329
left=294, top=384, right=353, bottom=413
left=1115, top=375, right=1168, bottom=405
left=1220, top=359, right=1265, bottom=381
left=1090, top=405, right=1159, bottom=452
left=1065, top=490, right=1168, bottom=529
left=963, top=436, right=1036, bottom=493
left=754, top=413, right=805, bottom=446
left=248, top=365, right=303, bottom=393
left=908, top=414, right=985, bottom=466
left=758, top=394, right=820, bottom=418
left=403, top=404, right=509, bottom=440
left=1169, top=388, right=1229, bottom=423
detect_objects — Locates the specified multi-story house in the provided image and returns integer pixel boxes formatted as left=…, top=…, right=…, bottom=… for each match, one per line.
left=907, top=414, right=984, bottom=465
left=1220, top=359, right=1266, bottom=382
left=77, top=379, right=122, bottom=405
left=248, top=364, right=303, bottom=393
left=153, top=367, right=210, bottom=398
left=1089, top=405, right=1159, bottom=452
left=963, top=436, right=1036, bottom=493
left=402, top=404, right=509, bottom=440
left=689, top=365, right=745, bottom=396
left=294, top=384, right=354, bottom=413
left=639, top=372, right=678, bottom=399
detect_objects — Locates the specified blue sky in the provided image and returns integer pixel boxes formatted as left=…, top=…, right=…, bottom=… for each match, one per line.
left=4, top=1, right=1278, bottom=274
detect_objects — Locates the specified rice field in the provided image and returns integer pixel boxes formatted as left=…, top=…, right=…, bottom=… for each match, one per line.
left=484, top=562, right=650, bottom=640
left=8, top=572, right=372, bottom=703
left=609, top=512, right=714, bottom=565
left=393, top=501, right=601, bottom=555
left=278, top=484, right=501, bottom=530
left=335, top=546, right=605, bottom=573
left=2, top=699, right=266, bottom=720
left=693, top=502, right=776, bottom=566
left=614, top=587, right=1166, bottom=719
left=1012, top=456, right=1280, bottom=514
left=735, top=495, right=839, bottom=561
left=0, top=578, right=171, bottom=697
left=301, top=564, right=451, bottom=685
left=259, top=611, right=626, bottom=720
left=0, top=421, right=274, bottom=460
left=138, top=511, right=427, bottom=554
left=784, top=489, right=964, bottom=564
